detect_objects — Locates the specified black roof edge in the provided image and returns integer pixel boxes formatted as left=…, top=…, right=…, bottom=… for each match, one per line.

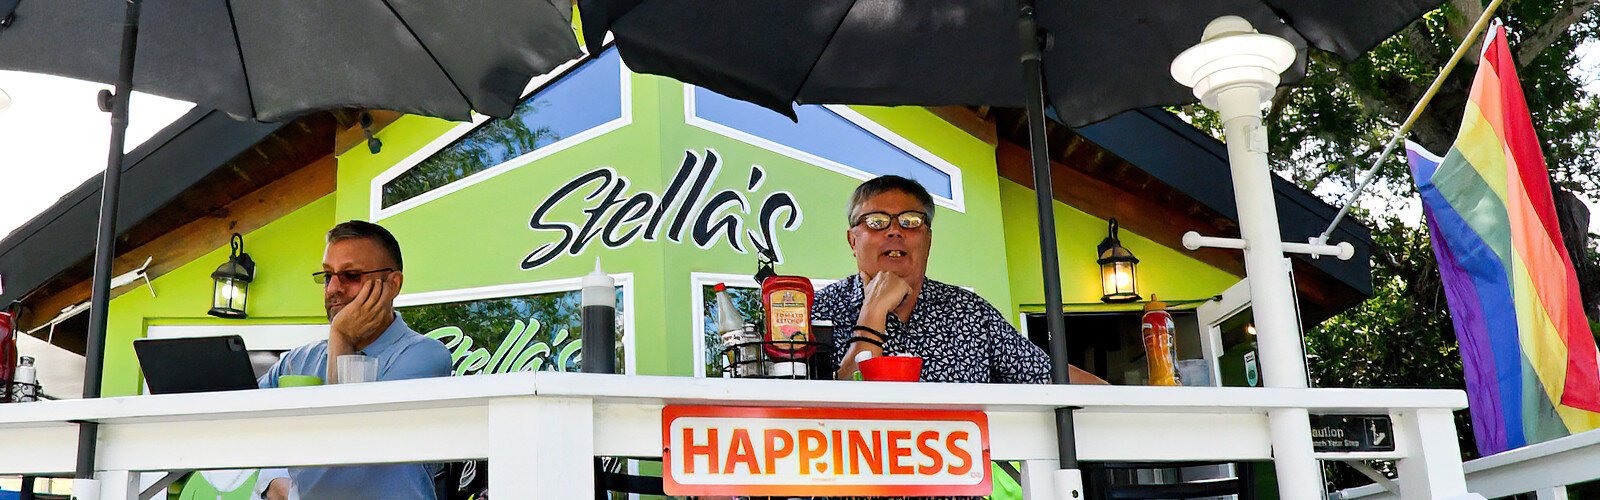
left=0, top=108, right=285, bottom=306
left=1077, top=108, right=1375, bottom=297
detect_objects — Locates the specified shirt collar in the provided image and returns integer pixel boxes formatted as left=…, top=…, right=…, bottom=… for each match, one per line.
left=359, top=312, right=410, bottom=356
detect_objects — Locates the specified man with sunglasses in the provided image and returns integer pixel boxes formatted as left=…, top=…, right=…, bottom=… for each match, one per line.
left=255, top=220, right=452, bottom=500
left=819, top=176, right=1105, bottom=386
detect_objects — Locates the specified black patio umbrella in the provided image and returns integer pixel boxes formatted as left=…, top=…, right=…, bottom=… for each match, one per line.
left=578, top=0, right=1441, bottom=495
left=0, top=0, right=582, bottom=488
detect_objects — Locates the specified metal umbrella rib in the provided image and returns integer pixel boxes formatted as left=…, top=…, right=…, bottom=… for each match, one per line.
left=376, top=0, right=475, bottom=119
left=221, top=0, right=257, bottom=119
left=789, top=3, right=859, bottom=112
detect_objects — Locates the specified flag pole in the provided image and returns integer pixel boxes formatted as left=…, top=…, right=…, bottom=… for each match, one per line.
left=1317, top=0, right=1506, bottom=243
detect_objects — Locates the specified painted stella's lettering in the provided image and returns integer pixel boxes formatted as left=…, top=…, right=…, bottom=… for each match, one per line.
left=424, top=319, right=583, bottom=376
left=522, top=149, right=803, bottom=269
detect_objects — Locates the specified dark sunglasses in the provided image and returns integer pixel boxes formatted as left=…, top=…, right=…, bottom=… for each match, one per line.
left=853, top=211, right=928, bottom=231
left=312, top=268, right=395, bottom=285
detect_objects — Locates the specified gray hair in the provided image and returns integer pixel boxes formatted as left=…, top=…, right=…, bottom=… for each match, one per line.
left=845, top=175, right=935, bottom=226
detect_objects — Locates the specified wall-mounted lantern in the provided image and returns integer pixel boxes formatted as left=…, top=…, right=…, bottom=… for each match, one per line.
left=1097, top=219, right=1140, bottom=303
left=208, top=233, right=255, bottom=318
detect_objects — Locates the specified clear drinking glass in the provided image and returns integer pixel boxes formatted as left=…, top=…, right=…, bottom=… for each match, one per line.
left=336, top=354, right=379, bottom=384
left=1176, top=359, right=1212, bottom=387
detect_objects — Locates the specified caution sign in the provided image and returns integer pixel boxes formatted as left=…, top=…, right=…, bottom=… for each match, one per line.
left=1310, top=414, right=1395, bottom=453
left=662, top=406, right=991, bottom=497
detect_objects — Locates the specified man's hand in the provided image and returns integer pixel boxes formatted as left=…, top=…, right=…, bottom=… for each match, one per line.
left=860, top=271, right=911, bottom=320
left=837, top=272, right=910, bottom=380
left=330, top=277, right=396, bottom=350
left=264, top=478, right=292, bottom=500
left=326, top=277, right=396, bottom=383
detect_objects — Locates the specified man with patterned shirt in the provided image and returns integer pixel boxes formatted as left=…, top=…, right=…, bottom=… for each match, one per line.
left=818, top=175, right=1105, bottom=385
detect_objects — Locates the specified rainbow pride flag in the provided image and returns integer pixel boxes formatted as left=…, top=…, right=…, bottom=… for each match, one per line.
left=1406, top=23, right=1600, bottom=455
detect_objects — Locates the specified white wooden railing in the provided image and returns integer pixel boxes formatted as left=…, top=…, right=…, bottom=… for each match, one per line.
left=0, top=372, right=1473, bottom=499
left=1339, top=428, right=1600, bottom=499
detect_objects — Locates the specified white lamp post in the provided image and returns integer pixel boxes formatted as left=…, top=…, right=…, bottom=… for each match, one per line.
left=1172, top=16, right=1322, bottom=498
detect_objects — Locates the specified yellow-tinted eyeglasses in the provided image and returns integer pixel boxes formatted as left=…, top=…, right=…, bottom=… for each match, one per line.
left=853, top=211, right=928, bottom=231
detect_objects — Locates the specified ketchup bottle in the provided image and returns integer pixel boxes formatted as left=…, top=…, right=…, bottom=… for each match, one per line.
left=761, top=275, right=814, bottom=375
left=0, top=312, right=15, bottom=403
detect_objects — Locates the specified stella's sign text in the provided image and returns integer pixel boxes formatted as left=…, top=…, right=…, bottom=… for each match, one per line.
left=523, top=149, right=802, bottom=269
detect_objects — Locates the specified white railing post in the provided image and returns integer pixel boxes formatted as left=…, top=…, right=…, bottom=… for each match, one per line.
left=1019, top=459, right=1059, bottom=500
left=93, top=470, right=138, bottom=500
left=1395, top=409, right=1473, bottom=498
left=490, top=397, right=595, bottom=498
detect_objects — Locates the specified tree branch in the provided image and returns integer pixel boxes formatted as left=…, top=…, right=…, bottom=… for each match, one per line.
left=1268, top=86, right=1295, bottom=120
left=1516, top=0, right=1600, bottom=67
left=1306, top=144, right=1380, bottom=192
left=1448, top=0, right=1487, bottom=45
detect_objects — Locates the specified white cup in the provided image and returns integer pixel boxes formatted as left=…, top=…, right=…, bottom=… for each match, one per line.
left=336, top=354, right=379, bottom=384
left=769, top=361, right=805, bottom=378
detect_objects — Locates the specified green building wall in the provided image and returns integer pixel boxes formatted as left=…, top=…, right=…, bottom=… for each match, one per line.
left=103, top=195, right=335, bottom=397
left=100, top=66, right=1241, bottom=390
left=997, top=178, right=1240, bottom=315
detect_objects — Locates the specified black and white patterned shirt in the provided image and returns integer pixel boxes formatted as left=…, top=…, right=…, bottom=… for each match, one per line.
left=815, top=274, right=1051, bottom=384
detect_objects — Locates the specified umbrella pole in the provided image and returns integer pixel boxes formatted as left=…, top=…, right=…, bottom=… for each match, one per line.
left=74, top=0, right=142, bottom=495
left=1017, top=2, right=1084, bottom=497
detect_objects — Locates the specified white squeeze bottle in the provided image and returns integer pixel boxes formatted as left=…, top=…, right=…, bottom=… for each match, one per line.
left=713, top=284, right=752, bottom=376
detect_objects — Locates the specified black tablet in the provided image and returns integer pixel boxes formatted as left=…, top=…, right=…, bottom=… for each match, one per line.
left=133, top=335, right=260, bottom=395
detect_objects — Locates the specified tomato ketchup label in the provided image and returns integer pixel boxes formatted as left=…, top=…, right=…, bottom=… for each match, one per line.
left=762, top=276, right=813, bottom=359
left=663, top=406, right=991, bottom=497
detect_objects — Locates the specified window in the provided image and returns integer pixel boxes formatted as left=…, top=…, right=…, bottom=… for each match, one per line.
left=397, top=278, right=632, bottom=376
left=699, top=283, right=763, bottom=378
left=373, top=46, right=630, bottom=219
left=1020, top=309, right=1205, bottom=386
left=685, top=85, right=964, bottom=211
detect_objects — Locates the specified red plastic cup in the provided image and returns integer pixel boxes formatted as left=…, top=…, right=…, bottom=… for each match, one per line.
left=859, top=356, right=923, bottom=382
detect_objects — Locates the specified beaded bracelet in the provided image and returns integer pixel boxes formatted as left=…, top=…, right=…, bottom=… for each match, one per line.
left=851, top=324, right=887, bottom=340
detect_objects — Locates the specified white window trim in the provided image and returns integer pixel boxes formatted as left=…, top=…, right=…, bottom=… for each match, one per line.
left=682, top=84, right=966, bottom=213
left=370, top=47, right=634, bottom=222
left=687, top=272, right=837, bottom=378
left=394, top=273, right=637, bottom=375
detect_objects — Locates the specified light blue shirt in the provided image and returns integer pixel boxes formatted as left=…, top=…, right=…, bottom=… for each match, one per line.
left=256, top=313, right=453, bottom=499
